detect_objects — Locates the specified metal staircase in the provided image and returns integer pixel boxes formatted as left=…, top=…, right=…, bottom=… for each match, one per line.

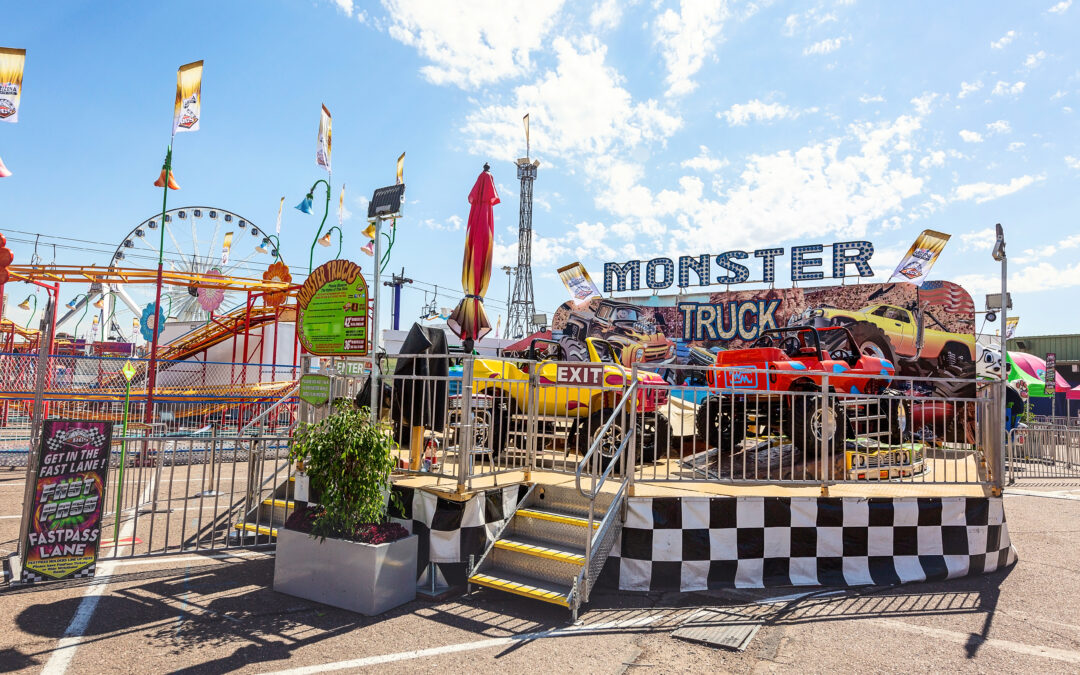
left=467, top=381, right=640, bottom=620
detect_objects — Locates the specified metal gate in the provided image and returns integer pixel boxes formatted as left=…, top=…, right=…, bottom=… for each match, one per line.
left=1008, top=425, right=1080, bottom=482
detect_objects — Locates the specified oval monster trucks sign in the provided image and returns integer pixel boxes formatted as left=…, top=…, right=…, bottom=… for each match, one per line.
left=297, top=260, right=369, bottom=356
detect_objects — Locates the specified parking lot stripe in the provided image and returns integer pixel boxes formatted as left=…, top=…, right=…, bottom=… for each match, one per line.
left=257, top=614, right=669, bottom=674
left=874, top=619, right=1080, bottom=665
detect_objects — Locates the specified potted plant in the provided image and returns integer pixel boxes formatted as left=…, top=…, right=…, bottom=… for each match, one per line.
left=273, top=400, right=416, bottom=616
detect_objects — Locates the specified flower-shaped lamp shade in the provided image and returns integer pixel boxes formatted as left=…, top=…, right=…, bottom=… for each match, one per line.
left=318, top=232, right=332, bottom=247
left=295, top=193, right=314, bottom=214
left=140, top=302, right=166, bottom=342
left=197, top=268, right=226, bottom=312
left=361, top=241, right=375, bottom=256
left=262, top=260, right=292, bottom=307
left=361, top=222, right=377, bottom=239
left=17, top=296, right=31, bottom=310
left=0, top=154, right=12, bottom=178
left=153, top=167, right=180, bottom=190
left=93, top=296, right=105, bottom=309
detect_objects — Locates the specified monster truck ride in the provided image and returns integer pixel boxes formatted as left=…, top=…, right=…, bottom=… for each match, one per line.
left=560, top=298, right=675, bottom=367
left=466, top=336, right=672, bottom=465
left=695, top=326, right=909, bottom=457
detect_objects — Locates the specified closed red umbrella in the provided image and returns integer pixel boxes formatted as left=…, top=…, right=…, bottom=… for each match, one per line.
left=447, top=164, right=500, bottom=352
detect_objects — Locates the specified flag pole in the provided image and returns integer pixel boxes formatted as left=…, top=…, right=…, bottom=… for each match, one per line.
left=143, top=143, right=172, bottom=426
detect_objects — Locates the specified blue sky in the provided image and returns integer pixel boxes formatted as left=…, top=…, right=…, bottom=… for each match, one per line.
left=2, top=0, right=1079, bottom=339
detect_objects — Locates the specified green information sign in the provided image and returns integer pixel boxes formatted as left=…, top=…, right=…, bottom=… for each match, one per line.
left=298, top=374, right=331, bottom=406
left=297, top=260, right=370, bottom=356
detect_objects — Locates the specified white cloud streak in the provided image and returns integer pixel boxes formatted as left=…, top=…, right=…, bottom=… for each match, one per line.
left=953, top=174, right=1044, bottom=203
left=655, top=0, right=732, bottom=97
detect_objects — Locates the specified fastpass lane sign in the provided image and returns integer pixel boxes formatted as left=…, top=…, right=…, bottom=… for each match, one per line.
left=554, top=364, right=605, bottom=387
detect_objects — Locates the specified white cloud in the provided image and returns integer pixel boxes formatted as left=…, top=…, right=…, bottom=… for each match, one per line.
left=1008, top=141, right=1026, bottom=151
left=859, top=94, right=885, bottom=104
left=654, top=0, right=732, bottom=96
left=782, top=7, right=837, bottom=37
left=594, top=115, right=928, bottom=254
left=804, top=37, right=845, bottom=55
left=782, top=13, right=799, bottom=36
left=382, top=0, right=566, bottom=88
left=985, top=120, right=1011, bottom=134
left=330, top=0, right=354, bottom=15
left=1051, top=90, right=1068, bottom=100
left=719, top=99, right=802, bottom=125
left=991, top=30, right=1015, bottom=49
left=422, top=214, right=463, bottom=231
left=1014, top=235, right=1080, bottom=263
left=463, top=36, right=681, bottom=162
left=1024, top=50, right=1047, bottom=68
left=992, top=80, right=1026, bottom=96
left=919, top=150, right=945, bottom=169
left=910, top=92, right=938, bottom=115
left=1048, top=0, right=1073, bottom=13
left=959, top=129, right=984, bottom=143
left=957, top=80, right=983, bottom=99
left=953, top=174, right=1044, bottom=203
left=1066, top=156, right=1080, bottom=169
left=681, top=145, right=729, bottom=172
left=589, top=0, right=622, bottom=30
left=960, top=228, right=996, bottom=251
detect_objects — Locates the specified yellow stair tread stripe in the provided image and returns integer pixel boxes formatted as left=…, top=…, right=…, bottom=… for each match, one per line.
left=494, top=539, right=585, bottom=565
left=516, top=508, right=599, bottom=529
left=468, top=573, right=570, bottom=608
left=262, top=498, right=294, bottom=509
left=233, top=522, right=277, bottom=537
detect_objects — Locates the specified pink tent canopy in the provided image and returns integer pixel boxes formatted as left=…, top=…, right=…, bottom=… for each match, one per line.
left=1009, top=351, right=1070, bottom=390
left=1067, top=385, right=1080, bottom=401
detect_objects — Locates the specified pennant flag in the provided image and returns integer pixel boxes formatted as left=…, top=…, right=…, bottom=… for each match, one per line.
left=221, top=232, right=233, bottom=265
left=889, top=229, right=950, bottom=287
left=316, top=104, right=332, bottom=172
left=172, top=60, right=203, bottom=135
left=396, top=152, right=405, bottom=185
left=1006, top=316, right=1019, bottom=339
left=338, top=184, right=346, bottom=226
left=275, top=196, right=284, bottom=234
left=0, top=47, right=26, bottom=124
left=523, top=113, right=530, bottom=152
left=558, top=262, right=601, bottom=306
left=0, top=154, right=11, bottom=178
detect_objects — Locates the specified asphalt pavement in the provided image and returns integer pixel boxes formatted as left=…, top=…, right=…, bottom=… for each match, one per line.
left=0, top=486, right=1078, bottom=674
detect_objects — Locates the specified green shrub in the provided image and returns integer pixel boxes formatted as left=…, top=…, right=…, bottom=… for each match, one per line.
left=289, top=400, right=399, bottom=541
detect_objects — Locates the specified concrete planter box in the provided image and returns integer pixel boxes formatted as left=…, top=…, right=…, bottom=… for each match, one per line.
left=273, top=527, right=417, bottom=616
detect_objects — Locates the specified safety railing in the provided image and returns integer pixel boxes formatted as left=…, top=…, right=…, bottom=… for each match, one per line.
left=627, top=361, right=1000, bottom=489
left=1008, top=424, right=1080, bottom=482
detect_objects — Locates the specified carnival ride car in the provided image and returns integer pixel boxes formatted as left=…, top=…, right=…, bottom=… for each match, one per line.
left=469, top=336, right=671, bottom=463
left=560, top=299, right=675, bottom=367
left=695, top=326, right=908, bottom=458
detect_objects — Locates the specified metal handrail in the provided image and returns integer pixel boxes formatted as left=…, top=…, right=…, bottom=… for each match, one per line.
left=238, top=382, right=300, bottom=435
left=576, top=379, right=640, bottom=499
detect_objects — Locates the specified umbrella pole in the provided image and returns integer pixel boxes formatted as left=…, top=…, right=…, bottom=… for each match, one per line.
left=410, top=425, right=425, bottom=471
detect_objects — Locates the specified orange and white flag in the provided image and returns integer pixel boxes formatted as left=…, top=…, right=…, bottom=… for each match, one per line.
left=172, top=60, right=203, bottom=135
left=316, top=104, right=332, bottom=172
left=0, top=47, right=26, bottom=123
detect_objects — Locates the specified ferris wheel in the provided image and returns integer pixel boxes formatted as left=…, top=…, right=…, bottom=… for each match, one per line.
left=57, top=206, right=281, bottom=340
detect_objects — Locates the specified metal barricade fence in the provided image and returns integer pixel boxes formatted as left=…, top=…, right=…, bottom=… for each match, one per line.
left=99, top=432, right=294, bottom=558
left=0, top=351, right=299, bottom=464
left=1008, top=424, right=1080, bottom=482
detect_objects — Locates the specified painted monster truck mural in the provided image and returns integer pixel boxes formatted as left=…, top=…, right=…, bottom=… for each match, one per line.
left=556, top=298, right=675, bottom=367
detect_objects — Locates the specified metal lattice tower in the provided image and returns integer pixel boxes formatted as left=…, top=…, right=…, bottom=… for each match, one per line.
left=507, top=157, right=538, bottom=339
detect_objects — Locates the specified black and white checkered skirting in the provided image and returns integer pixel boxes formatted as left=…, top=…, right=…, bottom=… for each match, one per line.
left=603, top=496, right=1016, bottom=592
left=390, top=484, right=527, bottom=586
